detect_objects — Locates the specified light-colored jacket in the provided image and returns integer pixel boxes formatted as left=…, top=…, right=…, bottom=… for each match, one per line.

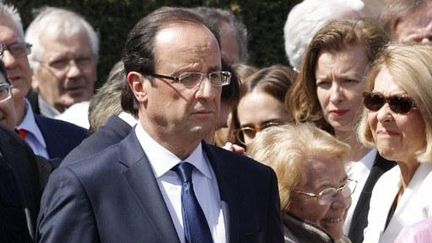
left=363, top=163, right=432, bottom=243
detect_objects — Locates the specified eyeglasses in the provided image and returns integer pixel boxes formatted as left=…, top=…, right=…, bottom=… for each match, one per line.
left=34, top=56, right=94, bottom=74
left=0, top=83, right=12, bottom=101
left=363, top=91, right=416, bottom=114
left=235, top=121, right=283, bottom=145
left=0, top=42, right=32, bottom=58
left=150, top=71, right=231, bottom=89
left=295, top=179, right=357, bottom=206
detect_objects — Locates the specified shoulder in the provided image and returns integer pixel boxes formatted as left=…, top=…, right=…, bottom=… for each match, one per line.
left=205, top=143, right=274, bottom=174
left=35, top=115, right=87, bottom=134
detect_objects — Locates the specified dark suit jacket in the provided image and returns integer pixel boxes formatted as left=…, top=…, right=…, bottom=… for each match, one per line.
left=0, top=125, right=48, bottom=242
left=37, top=131, right=283, bottom=243
left=61, top=115, right=132, bottom=166
left=34, top=115, right=88, bottom=167
left=347, top=153, right=396, bottom=243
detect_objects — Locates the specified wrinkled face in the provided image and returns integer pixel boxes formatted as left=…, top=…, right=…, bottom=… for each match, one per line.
left=140, top=23, right=222, bottom=143
left=237, top=91, right=290, bottom=146
left=393, top=3, right=432, bottom=43
left=367, top=67, right=425, bottom=163
left=0, top=17, right=32, bottom=103
left=315, top=46, right=369, bottom=133
left=289, top=157, right=351, bottom=240
left=0, top=75, right=16, bottom=129
left=33, top=31, right=97, bottom=112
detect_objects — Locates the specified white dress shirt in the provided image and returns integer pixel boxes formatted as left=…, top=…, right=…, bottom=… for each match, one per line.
left=16, top=100, right=49, bottom=158
left=343, top=149, right=376, bottom=234
left=135, top=124, right=227, bottom=243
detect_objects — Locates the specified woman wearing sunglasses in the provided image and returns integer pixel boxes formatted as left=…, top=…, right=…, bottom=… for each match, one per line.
left=286, top=19, right=392, bottom=243
left=248, top=123, right=355, bottom=243
left=358, top=43, right=432, bottom=243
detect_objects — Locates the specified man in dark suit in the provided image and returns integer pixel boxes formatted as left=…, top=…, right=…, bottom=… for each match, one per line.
left=37, top=7, right=283, bottom=243
left=0, top=3, right=87, bottom=165
left=0, top=124, right=51, bottom=242
left=62, top=114, right=134, bottom=164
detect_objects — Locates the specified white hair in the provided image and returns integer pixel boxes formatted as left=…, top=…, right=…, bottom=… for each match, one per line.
left=283, top=0, right=364, bottom=69
left=25, top=7, right=99, bottom=71
left=0, top=2, right=25, bottom=38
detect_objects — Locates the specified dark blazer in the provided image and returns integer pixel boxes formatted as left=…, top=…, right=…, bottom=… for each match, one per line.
left=0, top=125, right=47, bottom=242
left=61, top=115, right=132, bottom=166
left=34, top=114, right=88, bottom=167
left=347, top=154, right=396, bottom=243
left=37, top=131, right=283, bottom=243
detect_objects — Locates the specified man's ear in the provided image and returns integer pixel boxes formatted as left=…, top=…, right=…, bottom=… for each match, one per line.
left=127, top=71, right=147, bottom=102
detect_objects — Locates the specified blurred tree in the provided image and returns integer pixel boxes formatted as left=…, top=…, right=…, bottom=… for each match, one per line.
left=10, top=0, right=301, bottom=87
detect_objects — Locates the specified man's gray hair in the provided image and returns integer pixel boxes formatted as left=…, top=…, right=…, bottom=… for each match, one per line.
left=25, top=7, right=99, bottom=71
left=0, top=2, right=25, bottom=38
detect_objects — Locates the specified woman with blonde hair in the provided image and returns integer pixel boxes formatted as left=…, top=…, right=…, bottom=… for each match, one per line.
left=358, top=43, right=432, bottom=243
left=249, top=123, right=355, bottom=243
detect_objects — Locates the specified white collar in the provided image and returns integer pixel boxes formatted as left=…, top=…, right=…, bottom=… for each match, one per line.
left=134, top=124, right=212, bottom=179
left=16, top=99, right=46, bottom=148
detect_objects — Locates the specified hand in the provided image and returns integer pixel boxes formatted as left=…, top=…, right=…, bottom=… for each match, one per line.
left=222, top=142, right=246, bottom=156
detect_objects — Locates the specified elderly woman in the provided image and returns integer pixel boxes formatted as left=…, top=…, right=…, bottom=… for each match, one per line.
left=230, top=65, right=294, bottom=149
left=358, top=43, right=432, bottom=243
left=248, top=123, right=355, bottom=242
left=286, top=19, right=392, bottom=243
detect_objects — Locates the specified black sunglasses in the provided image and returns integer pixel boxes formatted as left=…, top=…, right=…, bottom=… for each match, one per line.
left=363, top=91, right=416, bottom=114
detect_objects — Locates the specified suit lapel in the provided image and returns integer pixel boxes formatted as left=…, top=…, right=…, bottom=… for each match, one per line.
left=119, top=132, right=180, bottom=243
left=203, top=143, right=240, bottom=243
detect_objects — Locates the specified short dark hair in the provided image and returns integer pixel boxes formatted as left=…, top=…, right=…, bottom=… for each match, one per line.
left=121, top=6, right=221, bottom=116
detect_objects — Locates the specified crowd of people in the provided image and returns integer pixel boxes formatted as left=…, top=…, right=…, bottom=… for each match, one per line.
left=1, top=0, right=432, bottom=243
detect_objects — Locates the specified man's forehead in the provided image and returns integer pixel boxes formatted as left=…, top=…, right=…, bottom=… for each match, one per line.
left=0, top=16, right=24, bottom=41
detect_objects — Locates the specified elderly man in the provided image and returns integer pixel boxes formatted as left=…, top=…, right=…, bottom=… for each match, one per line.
left=37, top=7, right=282, bottom=243
left=25, top=7, right=98, bottom=118
left=0, top=3, right=87, bottom=162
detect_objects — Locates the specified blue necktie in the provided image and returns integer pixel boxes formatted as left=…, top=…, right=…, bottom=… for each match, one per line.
left=174, top=162, right=213, bottom=243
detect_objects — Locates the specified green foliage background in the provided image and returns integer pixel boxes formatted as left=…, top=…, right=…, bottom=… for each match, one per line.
left=10, top=0, right=301, bottom=87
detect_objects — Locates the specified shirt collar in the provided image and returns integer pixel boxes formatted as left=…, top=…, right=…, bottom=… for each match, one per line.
left=16, top=99, right=47, bottom=148
left=134, top=124, right=212, bottom=179
left=38, top=95, right=61, bottom=117
left=118, top=112, right=138, bottom=127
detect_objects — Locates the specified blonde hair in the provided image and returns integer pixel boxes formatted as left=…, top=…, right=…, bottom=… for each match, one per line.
left=358, top=43, right=432, bottom=163
left=248, top=123, right=350, bottom=211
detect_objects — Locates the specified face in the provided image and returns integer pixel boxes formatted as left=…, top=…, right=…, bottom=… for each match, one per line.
left=289, top=157, right=350, bottom=240
left=33, top=31, right=97, bottom=112
left=393, top=3, right=432, bottom=43
left=367, top=66, right=426, bottom=163
left=237, top=91, right=290, bottom=146
left=136, top=23, right=222, bottom=146
left=0, top=17, right=32, bottom=103
left=219, top=22, right=240, bottom=65
left=0, top=75, right=16, bottom=129
left=315, top=45, right=369, bottom=134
